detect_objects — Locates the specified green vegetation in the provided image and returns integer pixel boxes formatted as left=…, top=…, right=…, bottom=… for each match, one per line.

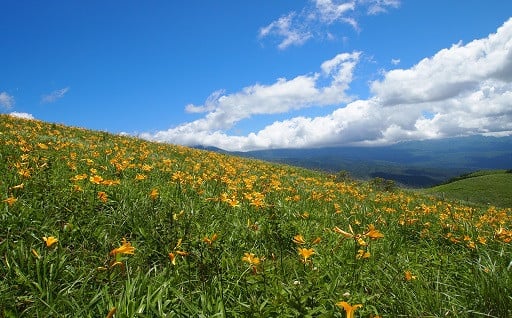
left=427, top=170, right=512, bottom=208
left=1, top=114, right=512, bottom=317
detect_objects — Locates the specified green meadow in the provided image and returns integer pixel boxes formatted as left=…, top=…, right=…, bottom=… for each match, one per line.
left=426, top=170, right=512, bottom=208
left=1, top=114, right=511, bottom=317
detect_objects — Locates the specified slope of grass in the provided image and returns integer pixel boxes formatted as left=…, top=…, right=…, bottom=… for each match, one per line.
left=1, top=114, right=512, bottom=317
left=427, top=170, right=512, bottom=208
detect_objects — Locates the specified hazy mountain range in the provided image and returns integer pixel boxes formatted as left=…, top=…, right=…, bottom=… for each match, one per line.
left=198, top=135, right=512, bottom=188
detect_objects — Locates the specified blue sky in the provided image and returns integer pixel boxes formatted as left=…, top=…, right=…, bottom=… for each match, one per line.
left=2, top=1, right=512, bottom=151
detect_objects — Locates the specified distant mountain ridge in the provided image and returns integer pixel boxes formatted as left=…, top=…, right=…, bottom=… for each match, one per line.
left=218, top=135, right=512, bottom=188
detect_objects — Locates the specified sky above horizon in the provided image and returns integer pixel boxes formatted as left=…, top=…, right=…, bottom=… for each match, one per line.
left=1, top=1, right=512, bottom=151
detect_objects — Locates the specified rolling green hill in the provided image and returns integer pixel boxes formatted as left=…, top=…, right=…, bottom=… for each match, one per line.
left=426, top=170, right=512, bottom=208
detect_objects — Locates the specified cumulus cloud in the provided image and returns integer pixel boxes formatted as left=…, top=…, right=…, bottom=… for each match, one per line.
left=0, top=92, right=15, bottom=109
left=41, top=87, right=70, bottom=104
left=9, top=112, right=35, bottom=120
left=371, top=19, right=512, bottom=106
left=154, top=51, right=359, bottom=136
left=143, top=18, right=512, bottom=151
left=259, top=0, right=399, bottom=49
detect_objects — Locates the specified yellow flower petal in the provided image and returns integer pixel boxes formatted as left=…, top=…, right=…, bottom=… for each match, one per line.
left=298, top=247, right=315, bottom=263
left=336, top=301, right=363, bottom=318
left=31, top=249, right=41, bottom=259
left=169, top=252, right=176, bottom=265
left=42, top=236, right=58, bottom=248
left=292, top=234, right=306, bottom=245
left=404, top=270, right=417, bottom=281
left=109, top=238, right=135, bottom=256
left=106, top=307, right=117, bottom=318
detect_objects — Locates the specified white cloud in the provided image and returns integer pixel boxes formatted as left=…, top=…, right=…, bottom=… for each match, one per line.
left=156, top=51, right=360, bottom=135
left=315, top=0, right=355, bottom=24
left=258, top=12, right=312, bottom=50
left=0, top=92, right=15, bottom=109
left=391, top=58, right=400, bottom=65
left=371, top=18, right=512, bottom=105
left=361, top=0, right=400, bottom=15
left=9, top=112, right=35, bottom=120
left=143, top=18, right=512, bottom=151
left=41, top=87, right=70, bottom=104
left=259, top=0, right=400, bottom=49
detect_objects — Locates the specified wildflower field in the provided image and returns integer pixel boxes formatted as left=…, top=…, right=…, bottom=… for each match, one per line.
left=1, top=114, right=511, bottom=317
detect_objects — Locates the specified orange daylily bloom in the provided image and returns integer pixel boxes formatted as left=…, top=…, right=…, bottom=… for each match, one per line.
left=203, top=233, right=218, bottom=245
left=97, top=191, right=108, bottom=203
left=149, top=188, right=159, bottom=200
left=168, top=252, right=176, bottom=265
left=356, top=237, right=368, bottom=246
left=365, top=224, right=384, bottom=239
left=2, top=196, right=17, bottom=206
left=135, top=174, right=147, bottom=180
left=311, top=237, right=322, bottom=244
left=70, top=174, right=88, bottom=182
left=333, top=225, right=354, bottom=238
left=106, top=307, right=117, bottom=318
left=241, top=252, right=261, bottom=266
left=110, top=261, right=125, bottom=270
left=298, top=247, right=315, bottom=263
left=175, top=250, right=189, bottom=256
left=175, top=238, right=183, bottom=249
left=292, top=234, right=306, bottom=245
left=141, top=164, right=153, bottom=172
left=101, top=179, right=120, bottom=186
left=9, top=183, right=24, bottom=190
left=356, top=249, right=370, bottom=259
left=89, top=175, right=104, bottom=184
left=336, top=301, right=362, bottom=318
left=169, top=246, right=189, bottom=266
left=43, top=236, right=58, bottom=247
left=404, top=270, right=417, bottom=281
left=110, top=238, right=135, bottom=256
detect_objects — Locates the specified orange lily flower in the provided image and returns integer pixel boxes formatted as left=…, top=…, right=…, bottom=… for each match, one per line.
left=336, top=301, right=362, bottom=318
left=292, top=234, right=306, bottom=245
left=203, top=233, right=218, bottom=245
left=106, top=307, right=117, bottom=318
left=43, top=236, right=58, bottom=248
left=149, top=188, right=159, bottom=200
left=356, top=249, right=370, bottom=259
left=364, top=224, right=384, bottom=240
left=175, top=250, right=189, bottom=256
left=241, top=252, right=261, bottom=266
left=2, top=196, right=18, bottom=206
left=298, top=247, right=315, bottom=263
left=110, top=238, right=135, bottom=256
left=169, top=252, right=176, bottom=265
left=333, top=225, right=354, bottom=238
left=89, top=175, right=103, bottom=184
left=97, top=191, right=108, bottom=202
left=404, top=270, right=417, bottom=281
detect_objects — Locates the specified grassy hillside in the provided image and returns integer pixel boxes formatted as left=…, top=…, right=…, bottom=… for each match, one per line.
left=1, top=114, right=512, bottom=317
left=426, top=170, right=512, bottom=208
